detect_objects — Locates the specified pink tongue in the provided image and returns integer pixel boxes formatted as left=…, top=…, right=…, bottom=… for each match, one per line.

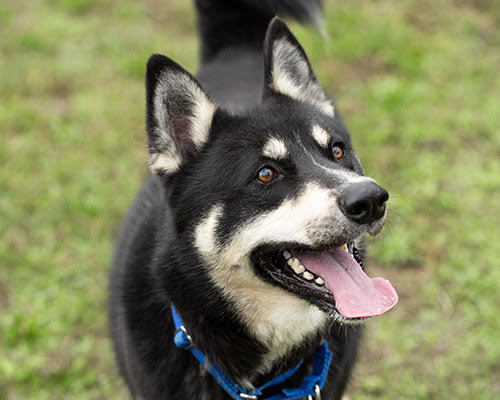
left=291, top=248, right=398, bottom=319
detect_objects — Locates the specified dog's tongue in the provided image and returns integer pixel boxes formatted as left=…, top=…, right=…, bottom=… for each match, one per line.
left=292, top=248, right=398, bottom=319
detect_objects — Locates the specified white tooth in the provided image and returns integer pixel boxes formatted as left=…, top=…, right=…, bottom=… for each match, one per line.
left=291, top=263, right=305, bottom=274
left=315, top=277, right=325, bottom=286
left=292, top=258, right=300, bottom=268
left=287, top=258, right=294, bottom=266
left=283, top=251, right=292, bottom=260
left=303, top=271, right=314, bottom=281
left=342, top=244, right=348, bottom=251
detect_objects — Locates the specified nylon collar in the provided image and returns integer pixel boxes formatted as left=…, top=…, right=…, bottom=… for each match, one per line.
left=171, top=304, right=332, bottom=400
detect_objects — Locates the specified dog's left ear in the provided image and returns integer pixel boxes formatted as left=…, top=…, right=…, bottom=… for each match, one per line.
left=263, top=17, right=334, bottom=116
left=145, top=54, right=216, bottom=175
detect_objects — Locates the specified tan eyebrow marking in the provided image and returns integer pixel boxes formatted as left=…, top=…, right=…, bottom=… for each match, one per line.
left=311, top=125, right=330, bottom=148
left=262, top=137, right=288, bottom=159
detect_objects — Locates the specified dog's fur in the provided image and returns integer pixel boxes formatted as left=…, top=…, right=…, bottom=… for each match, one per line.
left=109, top=1, right=389, bottom=399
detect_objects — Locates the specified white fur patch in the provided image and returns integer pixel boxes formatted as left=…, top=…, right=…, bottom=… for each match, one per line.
left=311, top=125, right=330, bottom=148
left=225, top=266, right=326, bottom=375
left=149, top=151, right=182, bottom=174
left=271, top=38, right=335, bottom=117
left=150, top=71, right=215, bottom=174
left=195, top=205, right=223, bottom=260
left=262, top=137, right=288, bottom=159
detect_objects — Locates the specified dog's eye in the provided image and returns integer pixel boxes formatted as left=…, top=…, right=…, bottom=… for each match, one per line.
left=257, top=167, right=277, bottom=183
left=332, top=143, right=344, bottom=159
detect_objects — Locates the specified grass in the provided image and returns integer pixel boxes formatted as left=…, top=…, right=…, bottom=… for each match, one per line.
left=0, top=0, right=498, bottom=398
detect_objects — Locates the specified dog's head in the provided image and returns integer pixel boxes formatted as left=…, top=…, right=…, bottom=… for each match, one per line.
left=145, top=18, right=397, bottom=364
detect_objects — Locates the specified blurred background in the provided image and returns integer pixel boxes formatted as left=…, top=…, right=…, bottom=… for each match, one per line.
left=0, top=0, right=498, bottom=399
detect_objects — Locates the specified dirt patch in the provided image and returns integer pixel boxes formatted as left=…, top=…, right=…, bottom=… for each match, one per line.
left=456, top=0, right=494, bottom=11
left=144, top=0, right=195, bottom=35
left=0, top=279, right=11, bottom=310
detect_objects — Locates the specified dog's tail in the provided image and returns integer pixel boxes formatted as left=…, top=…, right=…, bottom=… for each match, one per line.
left=194, top=0, right=323, bottom=63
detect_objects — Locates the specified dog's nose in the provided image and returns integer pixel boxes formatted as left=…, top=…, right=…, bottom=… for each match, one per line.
left=339, top=181, right=389, bottom=224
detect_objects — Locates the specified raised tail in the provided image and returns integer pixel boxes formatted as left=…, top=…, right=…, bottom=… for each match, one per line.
left=194, top=0, right=323, bottom=63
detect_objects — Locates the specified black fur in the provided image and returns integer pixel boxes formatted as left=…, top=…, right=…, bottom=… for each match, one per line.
left=109, top=1, right=372, bottom=399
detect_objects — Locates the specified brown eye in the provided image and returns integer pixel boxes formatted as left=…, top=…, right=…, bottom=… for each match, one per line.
left=332, top=143, right=344, bottom=159
left=257, top=167, right=277, bottom=183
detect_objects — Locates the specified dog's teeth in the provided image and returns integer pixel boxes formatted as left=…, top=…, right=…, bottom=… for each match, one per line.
left=342, top=244, right=348, bottom=251
left=314, top=277, right=325, bottom=286
left=291, top=263, right=305, bottom=274
left=283, top=251, right=292, bottom=260
left=303, top=271, right=314, bottom=281
left=285, top=256, right=308, bottom=275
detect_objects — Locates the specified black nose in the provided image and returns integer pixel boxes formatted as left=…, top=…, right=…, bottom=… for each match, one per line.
left=339, top=181, right=389, bottom=224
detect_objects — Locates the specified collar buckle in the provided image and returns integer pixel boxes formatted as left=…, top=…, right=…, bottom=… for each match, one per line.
left=307, top=384, right=321, bottom=400
left=174, top=325, right=193, bottom=350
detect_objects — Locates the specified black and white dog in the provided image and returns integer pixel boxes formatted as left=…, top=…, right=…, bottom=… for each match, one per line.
left=109, top=1, right=398, bottom=399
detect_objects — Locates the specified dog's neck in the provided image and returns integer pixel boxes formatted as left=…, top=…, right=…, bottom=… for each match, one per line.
left=158, top=264, right=326, bottom=387
left=169, top=299, right=325, bottom=390
left=170, top=302, right=327, bottom=393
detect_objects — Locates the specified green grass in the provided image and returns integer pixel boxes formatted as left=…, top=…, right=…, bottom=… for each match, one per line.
left=1, top=0, right=498, bottom=398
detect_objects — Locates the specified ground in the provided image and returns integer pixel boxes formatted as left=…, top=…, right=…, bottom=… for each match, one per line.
left=0, top=0, right=499, bottom=399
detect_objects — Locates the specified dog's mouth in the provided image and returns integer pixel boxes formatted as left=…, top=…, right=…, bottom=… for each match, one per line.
left=252, top=243, right=398, bottom=320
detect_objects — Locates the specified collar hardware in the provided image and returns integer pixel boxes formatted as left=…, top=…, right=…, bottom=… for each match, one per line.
left=307, top=385, right=321, bottom=400
left=173, top=325, right=193, bottom=350
left=170, top=304, right=332, bottom=400
left=240, top=394, right=259, bottom=400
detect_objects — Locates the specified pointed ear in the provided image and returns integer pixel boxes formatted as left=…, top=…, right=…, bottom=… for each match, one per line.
left=263, top=18, right=334, bottom=116
left=145, top=54, right=216, bottom=175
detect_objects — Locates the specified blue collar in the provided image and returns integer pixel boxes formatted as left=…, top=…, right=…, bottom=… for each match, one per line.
left=171, top=304, right=332, bottom=400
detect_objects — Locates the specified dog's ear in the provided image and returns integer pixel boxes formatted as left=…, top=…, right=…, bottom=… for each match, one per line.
left=145, top=54, right=216, bottom=175
left=263, top=17, right=334, bottom=116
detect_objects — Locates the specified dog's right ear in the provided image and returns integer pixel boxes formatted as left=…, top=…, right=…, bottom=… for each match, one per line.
left=145, top=54, right=216, bottom=175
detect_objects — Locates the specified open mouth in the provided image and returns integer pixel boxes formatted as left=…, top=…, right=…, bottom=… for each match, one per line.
left=252, top=243, right=398, bottom=320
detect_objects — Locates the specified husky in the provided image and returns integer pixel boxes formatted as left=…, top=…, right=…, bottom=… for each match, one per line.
left=109, top=1, right=398, bottom=399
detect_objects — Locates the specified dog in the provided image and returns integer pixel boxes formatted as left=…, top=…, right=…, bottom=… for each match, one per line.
left=109, top=1, right=398, bottom=399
